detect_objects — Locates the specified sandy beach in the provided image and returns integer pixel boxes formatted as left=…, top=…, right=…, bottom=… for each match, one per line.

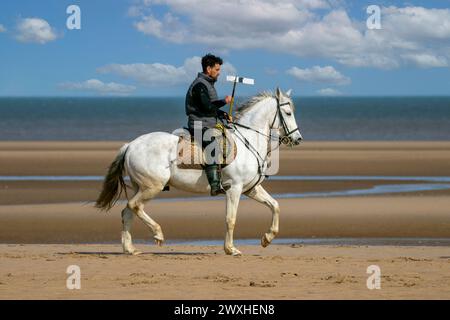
left=1, top=243, right=449, bottom=300
left=0, top=141, right=449, bottom=299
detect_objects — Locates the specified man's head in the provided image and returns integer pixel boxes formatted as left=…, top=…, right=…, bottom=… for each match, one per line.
left=202, top=53, right=223, bottom=81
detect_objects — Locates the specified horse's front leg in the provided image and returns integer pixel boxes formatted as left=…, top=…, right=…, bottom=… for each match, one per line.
left=224, top=184, right=243, bottom=256
left=245, top=185, right=280, bottom=247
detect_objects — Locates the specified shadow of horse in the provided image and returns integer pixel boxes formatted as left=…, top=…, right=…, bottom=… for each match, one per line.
left=56, top=251, right=215, bottom=256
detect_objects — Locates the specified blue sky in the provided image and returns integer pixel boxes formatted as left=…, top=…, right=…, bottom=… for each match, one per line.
left=0, top=0, right=449, bottom=97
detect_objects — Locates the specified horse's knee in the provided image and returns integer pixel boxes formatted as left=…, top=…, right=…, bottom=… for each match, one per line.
left=226, top=218, right=236, bottom=230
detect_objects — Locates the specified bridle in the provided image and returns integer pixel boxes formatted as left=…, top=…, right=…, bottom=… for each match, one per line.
left=228, top=96, right=301, bottom=191
left=231, top=96, right=300, bottom=147
left=271, top=97, right=301, bottom=146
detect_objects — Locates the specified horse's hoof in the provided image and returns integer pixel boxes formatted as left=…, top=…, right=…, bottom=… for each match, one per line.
left=261, top=234, right=271, bottom=248
left=154, top=236, right=164, bottom=246
left=225, top=247, right=242, bottom=256
left=232, top=249, right=242, bottom=256
left=124, top=249, right=142, bottom=255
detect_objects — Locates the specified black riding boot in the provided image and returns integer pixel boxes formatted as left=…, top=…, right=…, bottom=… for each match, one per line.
left=204, top=164, right=230, bottom=196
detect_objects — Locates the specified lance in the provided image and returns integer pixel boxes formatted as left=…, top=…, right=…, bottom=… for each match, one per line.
left=226, top=75, right=255, bottom=119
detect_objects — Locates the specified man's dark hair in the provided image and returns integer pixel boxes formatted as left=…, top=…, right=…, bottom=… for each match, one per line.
left=201, top=53, right=223, bottom=73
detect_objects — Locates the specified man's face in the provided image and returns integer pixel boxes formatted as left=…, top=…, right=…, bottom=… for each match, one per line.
left=206, top=64, right=221, bottom=80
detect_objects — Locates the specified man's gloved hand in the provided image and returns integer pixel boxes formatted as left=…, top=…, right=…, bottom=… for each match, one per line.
left=218, top=110, right=233, bottom=122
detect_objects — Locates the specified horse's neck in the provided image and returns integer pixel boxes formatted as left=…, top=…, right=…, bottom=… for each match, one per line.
left=236, top=98, right=276, bottom=133
left=234, top=97, right=276, bottom=155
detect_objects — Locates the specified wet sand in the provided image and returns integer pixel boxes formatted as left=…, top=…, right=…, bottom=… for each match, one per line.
left=1, top=140, right=450, bottom=242
left=0, top=141, right=449, bottom=299
left=0, top=196, right=450, bottom=243
left=1, top=141, right=450, bottom=176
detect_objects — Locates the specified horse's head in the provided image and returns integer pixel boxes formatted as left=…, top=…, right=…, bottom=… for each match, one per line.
left=275, top=87, right=303, bottom=146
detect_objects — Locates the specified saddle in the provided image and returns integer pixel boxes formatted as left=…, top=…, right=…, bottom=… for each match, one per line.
left=175, top=125, right=237, bottom=170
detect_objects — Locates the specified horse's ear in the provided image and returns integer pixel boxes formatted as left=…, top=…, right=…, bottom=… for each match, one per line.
left=286, top=89, right=292, bottom=97
left=276, top=87, right=281, bottom=98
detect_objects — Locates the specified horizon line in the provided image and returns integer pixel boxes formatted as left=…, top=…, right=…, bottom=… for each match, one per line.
left=1, top=94, right=450, bottom=98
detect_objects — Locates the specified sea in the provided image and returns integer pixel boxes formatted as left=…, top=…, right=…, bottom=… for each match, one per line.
left=1, top=96, right=450, bottom=141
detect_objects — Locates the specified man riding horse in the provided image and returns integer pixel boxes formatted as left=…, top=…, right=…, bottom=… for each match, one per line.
left=185, top=53, right=233, bottom=196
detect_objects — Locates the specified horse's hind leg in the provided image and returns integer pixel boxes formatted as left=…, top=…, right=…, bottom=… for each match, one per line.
left=121, top=182, right=141, bottom=255
left=128, top=188, right=165, bottom=246
left=245, top=185, right=280, bottom=248
left=121, top=207, right=141, bottom=255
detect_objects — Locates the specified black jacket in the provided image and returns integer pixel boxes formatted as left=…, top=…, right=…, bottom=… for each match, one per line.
left=191, top=82, right=228, bottom=117
left=185, top=72, right=227, bottom=128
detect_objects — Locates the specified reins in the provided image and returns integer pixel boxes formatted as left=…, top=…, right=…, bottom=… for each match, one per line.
left=227, top=97, right=300, bottom=191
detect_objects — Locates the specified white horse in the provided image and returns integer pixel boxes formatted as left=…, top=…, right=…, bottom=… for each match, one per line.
left=95, top=88, right=303, bottom=256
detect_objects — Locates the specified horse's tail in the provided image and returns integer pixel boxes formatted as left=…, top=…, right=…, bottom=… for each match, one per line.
left=95, top=143, right=129, bottom=212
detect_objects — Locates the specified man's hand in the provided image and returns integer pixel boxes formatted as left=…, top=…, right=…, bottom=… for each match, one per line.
left=219, top=110, right=233, bottom=122
left=225, top=96, right=232, bottom=104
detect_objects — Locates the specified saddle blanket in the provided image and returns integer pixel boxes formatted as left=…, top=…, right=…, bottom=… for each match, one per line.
left=175, top=127, right=237, bottom=170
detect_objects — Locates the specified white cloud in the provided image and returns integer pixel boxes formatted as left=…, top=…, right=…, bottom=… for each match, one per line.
left=129, top=2, right=450, bottom=69
left=383, top=6, right=450, bottom=41
left=401, top=53, right=448, bottom=68
left=15, top=18, right=57, bottom=44
left=127, top=6, right=143, bottom=17
left=0, top=24, right=6, bottom=33
left=287, top=65, right=350, bottom=85
left=296, top=0, right=330, bottom=10
left=317, top=88, right=342, bottom=96
left=97, top=56, right=236, bottom=86
left=59, top=79, right=136, bottom=95
left=352, top=6, right=450, bottom=68
left=132, top=0, right=315, bottom=49
left=134, top=13, right=186, bottom=43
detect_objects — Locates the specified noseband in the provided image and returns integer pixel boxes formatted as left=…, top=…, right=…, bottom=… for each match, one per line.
left=270, top=97, right=300, bottom=146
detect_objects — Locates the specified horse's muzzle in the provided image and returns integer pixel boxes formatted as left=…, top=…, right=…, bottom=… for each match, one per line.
left=280, top=134, right=303, bottom=146
left=294, top=136, right=303, bottom=145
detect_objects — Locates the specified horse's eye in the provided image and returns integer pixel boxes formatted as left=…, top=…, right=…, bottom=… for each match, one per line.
left=286, top=112, right=292, bottom=116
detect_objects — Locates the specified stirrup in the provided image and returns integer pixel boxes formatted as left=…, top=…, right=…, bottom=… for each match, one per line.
left=211, top=183, right=231, bottom=196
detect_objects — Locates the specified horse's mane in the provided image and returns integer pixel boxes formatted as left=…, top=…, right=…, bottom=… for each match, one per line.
left=234, top=90, right=294, bottom=119
left=234, top=91, right=274, bottom=119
